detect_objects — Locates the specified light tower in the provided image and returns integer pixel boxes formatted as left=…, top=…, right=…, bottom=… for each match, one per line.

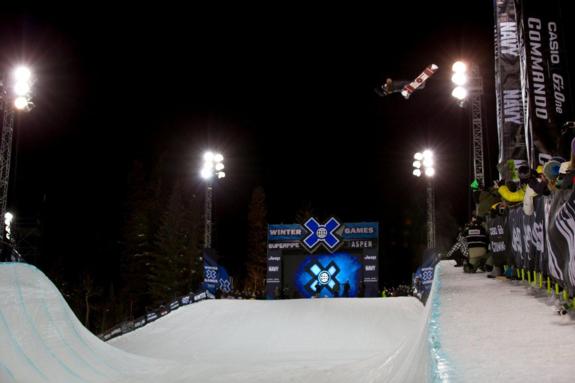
left=451, top=60, right=485, bottom=190
left=200, top=151, right=225, bottom=250
left=0, top=65, right=34, bottom=244
left=413, top=150, right=436, bottom=249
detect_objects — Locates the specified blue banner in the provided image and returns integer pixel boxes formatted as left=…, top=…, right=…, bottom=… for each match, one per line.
left=203, top=252, right=233, bottom=294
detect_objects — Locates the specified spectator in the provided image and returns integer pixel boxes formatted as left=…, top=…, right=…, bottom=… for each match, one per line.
left=523, top=166, right=549, bottom=215
left=332, top=282, right=340, bottom=297
left=464, top=216, right=489, bottom=273
left=342, top=280, right=350, bottom=297
left=444, top=227, right=468, bottom=267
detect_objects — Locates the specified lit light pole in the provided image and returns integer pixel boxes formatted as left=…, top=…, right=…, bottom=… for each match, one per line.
left=413, top=150, right=436, bottom=249
left=200, top=151, right=225, bottom=250
left=0, top=65, right=34, bottom=246
left=451, top=60, right=485, bottom=191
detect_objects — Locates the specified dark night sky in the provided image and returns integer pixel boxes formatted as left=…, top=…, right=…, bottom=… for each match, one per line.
left=1, top=3, right=573, bottom=283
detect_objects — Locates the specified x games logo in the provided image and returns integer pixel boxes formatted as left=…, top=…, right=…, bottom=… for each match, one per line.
left=302, top=217, right=342, bottom=253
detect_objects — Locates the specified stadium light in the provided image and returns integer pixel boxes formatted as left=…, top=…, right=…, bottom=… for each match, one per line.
left=451, top=86, right=468, bottom=101
left=451, top=72, right=468, bottom=86
left=411, top=150, right=436, bottom=248
left=452, top=61, right=467, bottom=73
left=0, top=65, right=35, bottom=248
left=201, top=150, right=226, bottom=250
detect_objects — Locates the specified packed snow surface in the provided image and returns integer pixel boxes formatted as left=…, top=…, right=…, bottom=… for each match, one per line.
left=4, top=261, right=573, bottom=382
left=0, top=263, right=429, bottom=382
left=437, top=261, right=575, bottom=382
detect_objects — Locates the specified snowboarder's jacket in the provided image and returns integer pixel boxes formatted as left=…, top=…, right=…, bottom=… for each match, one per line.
left=464, top=224, right=488, bottom=249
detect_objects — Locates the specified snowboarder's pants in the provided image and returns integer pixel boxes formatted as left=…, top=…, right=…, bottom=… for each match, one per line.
left=468, top=247, right=487, bottom=267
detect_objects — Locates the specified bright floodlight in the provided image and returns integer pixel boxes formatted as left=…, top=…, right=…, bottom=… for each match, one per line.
left=451, top=72, right=468, bottom=86
left=452, top=86, right=468, bottom=100
left=214, top=153, right=224, bottom=163
left=413, top=169, right=422, bottom=177
left=423, top=158, right=434, bottom=168
left=423, top=150, right=433, bottom=159
left=425, top=167, right=436, bottom=177
left=413, top=160, right=421, bottom=169
left=215, top=163, right=224, bottom=171
left=13, top=82, right=31, bottom=96
left=14, top=97, right=29, bottom=110
left=452, top=61, right=467, bottom=73
left=4, top=212, right=13, bottom=222
left=203, top=151, right=214, bottom=162
left=217, top=172, right=226, bottom=179
left=201, top=167, right=213, bottom=179
left=414, top=152, right=423, bottom=161
left=13, top=66, right=32, bottom=82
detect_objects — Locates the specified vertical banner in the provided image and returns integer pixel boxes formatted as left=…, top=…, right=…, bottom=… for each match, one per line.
left=532, top=196, right=547, bottom=272
left=494, top=0, right=527, bottom=169
left=266, top=249, right=282, bottom=298
left=487, top=214, right=508, bottom=263
left=508, top=207, right=525, bottom=268
left=546, top=190, right=575, bottom=294
left=203, top=251, right=233, bottom=294
left=515, top=0, right=573, bottom=166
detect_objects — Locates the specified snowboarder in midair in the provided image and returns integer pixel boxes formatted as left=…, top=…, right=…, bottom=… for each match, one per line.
left=375, top=64, right=438, bottom=99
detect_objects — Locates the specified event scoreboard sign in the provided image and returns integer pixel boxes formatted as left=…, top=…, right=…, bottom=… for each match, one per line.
left=266, top=217, right=379, bottom=298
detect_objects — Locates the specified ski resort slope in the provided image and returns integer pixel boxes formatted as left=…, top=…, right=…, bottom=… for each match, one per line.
left=0, top=263, right=431, bottom=383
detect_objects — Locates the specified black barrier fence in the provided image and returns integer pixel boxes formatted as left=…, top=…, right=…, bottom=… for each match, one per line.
left=487, top=188, right=575, bottom=296
left=98, top=290, right=215, bottom=342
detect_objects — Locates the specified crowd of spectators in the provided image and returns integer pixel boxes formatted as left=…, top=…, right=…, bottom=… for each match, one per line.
left=444, top=137, right=575, bottom=278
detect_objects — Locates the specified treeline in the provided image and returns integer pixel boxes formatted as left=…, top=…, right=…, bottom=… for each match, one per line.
left=24, top=159, right=269, bottom=334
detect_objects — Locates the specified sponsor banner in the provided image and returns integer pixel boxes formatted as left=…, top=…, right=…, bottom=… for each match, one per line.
left=494, top=0, right=527, bottom=167
left=265, top=249, right=282, bottom=298
left=546, top=189, right=575, bottom=292
left=532, top=196, right=547, bottom=272
left=346, top=240, right=375, bottom=249
left=363, top=248, right=379, bottom=296
left=508, top=206, right=525, bottom=268
left=268, top=224, right=305, bottom=241
left=487, top=215, right=507, bottom=254
left=266, top=218, right=380, bottom=298
left=169, top=300, right=180, bottom=310
left=341, top=222, right=379, bottom=239
left=268, top=242, right=301, bottom=250
left=505, top=191, right=573, bottom=292
left=203, top=252, right=233, bottom=294
left=515, top=0, right=573, bottom=165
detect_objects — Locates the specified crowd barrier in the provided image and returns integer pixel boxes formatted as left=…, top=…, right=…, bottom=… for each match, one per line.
left=487, top=188, right=575, bottom=297
left=98, top=289, right=215, bottom=341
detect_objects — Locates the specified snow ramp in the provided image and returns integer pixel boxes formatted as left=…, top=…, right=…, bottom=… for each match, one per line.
left=0, top=262, right=436, bottom=382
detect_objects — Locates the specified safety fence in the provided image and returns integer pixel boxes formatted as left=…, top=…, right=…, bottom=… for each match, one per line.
left=98, top=289, right=215, bottom=342
left=487, top=188, right=575, bottom=300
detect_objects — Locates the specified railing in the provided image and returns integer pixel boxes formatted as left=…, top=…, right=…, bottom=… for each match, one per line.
left=98, top=289, right=215, bottom=342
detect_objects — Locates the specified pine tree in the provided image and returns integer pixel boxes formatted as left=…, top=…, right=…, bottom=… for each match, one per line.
left=245, top=187, right=268, bottom=293
left=119, top=161, right=161, bottom=318
left=148, top=181, right=198, bottom=304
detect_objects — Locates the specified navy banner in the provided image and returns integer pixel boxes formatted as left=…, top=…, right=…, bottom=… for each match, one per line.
left=515, top=0, right=573, bottom=165
left=494, top=0, right=527, bottom=169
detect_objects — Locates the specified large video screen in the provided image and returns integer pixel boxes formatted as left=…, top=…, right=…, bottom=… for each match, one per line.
left=282, top=252, right=363, bottom=298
